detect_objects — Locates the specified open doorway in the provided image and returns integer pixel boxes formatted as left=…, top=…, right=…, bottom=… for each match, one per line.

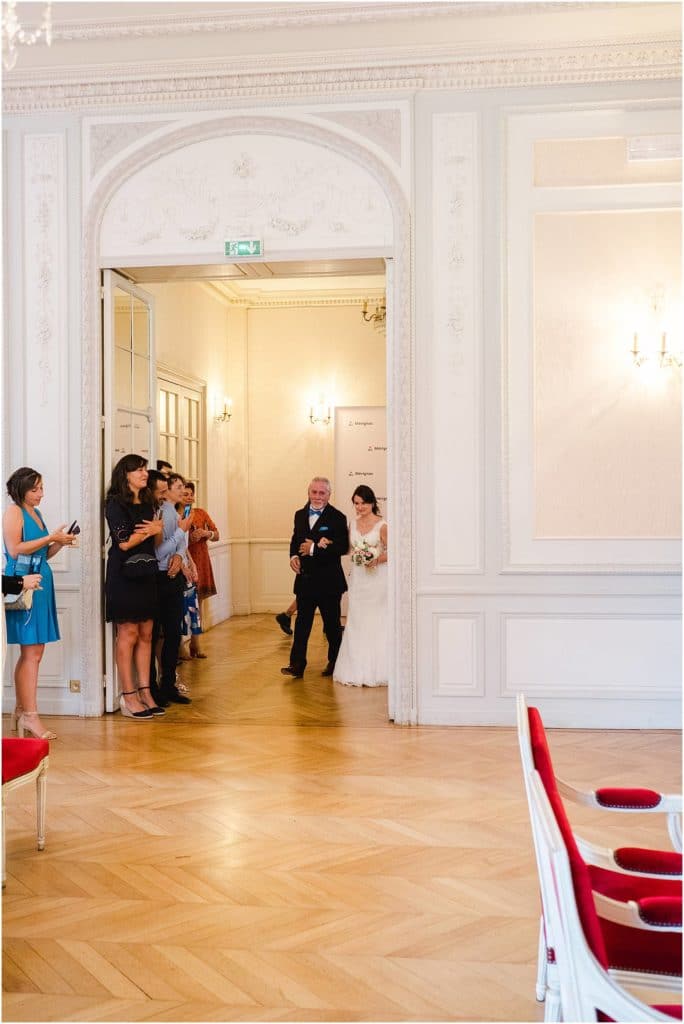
left=102, top=258, right=389, bottom=713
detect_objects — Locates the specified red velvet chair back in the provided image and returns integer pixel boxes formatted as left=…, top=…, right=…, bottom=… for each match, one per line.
left=528, top=707, right=610, bottom=969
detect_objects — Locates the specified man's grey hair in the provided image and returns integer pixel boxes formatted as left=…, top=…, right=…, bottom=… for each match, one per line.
left=309, top=476, right=332, bottom=494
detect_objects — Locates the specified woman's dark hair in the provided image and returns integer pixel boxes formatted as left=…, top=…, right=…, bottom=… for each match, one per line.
left=352, top=484, right=380, bottom=515
left=184, top=481, right=195, bottom=495
left=166, top=472, right=185, bottom=488
left=6, top=467, right=42, bottom=506
left=106, top=454, right=152, bottom=505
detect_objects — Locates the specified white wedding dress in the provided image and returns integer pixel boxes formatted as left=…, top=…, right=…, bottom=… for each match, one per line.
left=333, top=518, right=388, bottom=687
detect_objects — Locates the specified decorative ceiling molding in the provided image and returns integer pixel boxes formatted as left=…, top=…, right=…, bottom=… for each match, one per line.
left=45, top=3, right=611, bottom=40
left=3, top=38, right=680, bottom=114
left=210, top=287, right=386, bottom=309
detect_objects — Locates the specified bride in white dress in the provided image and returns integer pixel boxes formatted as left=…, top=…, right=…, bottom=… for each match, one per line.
left=333, top=485, right=388, bottom=687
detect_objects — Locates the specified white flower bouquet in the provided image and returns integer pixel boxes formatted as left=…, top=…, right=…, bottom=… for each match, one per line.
left=350, top=539, right=379, bottom=567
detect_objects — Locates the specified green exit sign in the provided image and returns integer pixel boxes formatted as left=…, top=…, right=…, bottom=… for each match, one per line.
left=225, top=239, right=263, bottom=258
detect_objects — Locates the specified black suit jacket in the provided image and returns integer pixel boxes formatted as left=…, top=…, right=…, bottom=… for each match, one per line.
left=290, top=503, right=349, bottom=598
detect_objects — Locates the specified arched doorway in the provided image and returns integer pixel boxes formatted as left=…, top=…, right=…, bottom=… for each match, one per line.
left=80, top=115, right=415, bottom=723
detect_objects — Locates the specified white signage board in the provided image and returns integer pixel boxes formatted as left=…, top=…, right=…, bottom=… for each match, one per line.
left=334, top=407, right=387, bottom=615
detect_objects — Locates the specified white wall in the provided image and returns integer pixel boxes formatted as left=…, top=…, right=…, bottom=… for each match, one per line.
left=3, top=7, right=681, bottom=726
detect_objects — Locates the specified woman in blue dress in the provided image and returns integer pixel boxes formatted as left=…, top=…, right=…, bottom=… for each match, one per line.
left=3, top=467, right=76, bottom=739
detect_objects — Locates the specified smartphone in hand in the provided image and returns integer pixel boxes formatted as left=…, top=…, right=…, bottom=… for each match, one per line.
left=68, top=519, right=80, bottom=535
left=183, top=505, right=191, bottom=518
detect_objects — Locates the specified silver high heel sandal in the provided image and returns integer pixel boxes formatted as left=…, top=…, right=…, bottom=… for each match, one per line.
left=17, top=710, right=57, bottom=740
left=9, top=705, right=23, bottom=733
left=119, top=692, right=155, bottom=720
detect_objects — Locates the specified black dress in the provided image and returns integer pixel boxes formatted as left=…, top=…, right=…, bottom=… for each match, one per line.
left=105, top=498, right=158, bottom=624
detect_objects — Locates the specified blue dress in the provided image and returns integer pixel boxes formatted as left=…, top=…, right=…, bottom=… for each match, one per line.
left=4, top=507, right=60, bottom=645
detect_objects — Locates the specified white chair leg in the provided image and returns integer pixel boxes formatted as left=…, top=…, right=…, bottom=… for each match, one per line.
left=544, top=963, right=562, bottom=1023
left=535, top=915, right=547, bottom=1002
left=36, top=767, right=47, bottom=852
left=667, top=812, right=682, bottom=853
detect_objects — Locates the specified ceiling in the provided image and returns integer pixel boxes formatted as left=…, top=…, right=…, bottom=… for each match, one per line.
left=119, top=258, right=386, bottom=299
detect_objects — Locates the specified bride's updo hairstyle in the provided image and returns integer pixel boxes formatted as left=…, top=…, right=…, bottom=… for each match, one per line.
left=352, top=484, right=380, bottom=516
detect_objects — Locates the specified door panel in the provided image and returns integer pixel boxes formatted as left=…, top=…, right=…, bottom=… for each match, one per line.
left=102, top=270, right=156, bottom=712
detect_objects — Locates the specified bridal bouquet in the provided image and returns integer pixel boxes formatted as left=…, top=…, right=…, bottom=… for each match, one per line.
left=351, top=539, right=379, bottom=568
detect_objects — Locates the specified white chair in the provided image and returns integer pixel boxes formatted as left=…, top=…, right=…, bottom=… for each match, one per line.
left=528, top=769, right=682, bottom=1023
left=2, top=737, right=49, bottom=886
left=517, top=694, right=682, bottom=1020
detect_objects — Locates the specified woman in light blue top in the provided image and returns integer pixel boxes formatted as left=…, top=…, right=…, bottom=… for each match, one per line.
left=3, top=467, right=76, bottom=740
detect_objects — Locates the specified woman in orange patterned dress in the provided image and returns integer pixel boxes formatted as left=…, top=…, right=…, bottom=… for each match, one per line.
left=183, top=482, right=219, bottom=658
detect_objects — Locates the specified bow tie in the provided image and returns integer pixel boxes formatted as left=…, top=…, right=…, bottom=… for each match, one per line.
left=309, top=507, right=323, bottom=517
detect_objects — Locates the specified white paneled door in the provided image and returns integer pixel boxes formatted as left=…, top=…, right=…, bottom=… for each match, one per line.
left=102, top=270, right=156, bottom=712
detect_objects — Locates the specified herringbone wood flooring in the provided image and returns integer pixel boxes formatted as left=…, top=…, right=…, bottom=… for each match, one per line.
left=2, top=615, right=681, bottom=1022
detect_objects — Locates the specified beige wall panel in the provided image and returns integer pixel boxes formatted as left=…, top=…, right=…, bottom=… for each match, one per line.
left=534, top=209, right=682, bottom=539
left=246, top=305, right=386, bottom=538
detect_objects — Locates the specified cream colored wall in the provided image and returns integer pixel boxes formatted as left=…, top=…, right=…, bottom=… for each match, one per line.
left=227, top=303, right=386, bottom=613
left=247, top=305, right=386, bottom=536
left=534, top=209, right=682, bottom=538
left=145, top=281, right=234, bottom=625
left=145, top=291, right=386, bottom=616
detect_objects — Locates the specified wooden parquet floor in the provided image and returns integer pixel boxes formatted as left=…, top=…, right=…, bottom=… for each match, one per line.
left=2, top=614, right=681, bottom=1022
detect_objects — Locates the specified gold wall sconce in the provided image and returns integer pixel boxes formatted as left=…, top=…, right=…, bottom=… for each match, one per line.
left=361, top=298, right=386, bottom=329
left=215, top=396, right=232, bottom=423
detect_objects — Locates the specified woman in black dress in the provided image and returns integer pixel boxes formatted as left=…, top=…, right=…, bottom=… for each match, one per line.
left=105, top=454, right=164, bottom=720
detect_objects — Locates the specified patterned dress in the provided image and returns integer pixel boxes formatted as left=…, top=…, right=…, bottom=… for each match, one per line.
left=187, top=506, right=218, bottom=600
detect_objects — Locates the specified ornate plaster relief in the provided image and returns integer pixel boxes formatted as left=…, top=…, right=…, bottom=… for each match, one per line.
left=431, top=112, right=482, bottom=574
left=316, top=109, right=402, bottom=166
left=88, top=120, right=177, bottom=179
left=23, top=134, right=70, bottom=573
left=100, top=133, right=393, bottom=259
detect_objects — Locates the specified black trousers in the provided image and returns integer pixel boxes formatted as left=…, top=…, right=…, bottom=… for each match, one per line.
left=289, top=591, right=343, bottom=674
left=150, top=571, right=184, bottom=697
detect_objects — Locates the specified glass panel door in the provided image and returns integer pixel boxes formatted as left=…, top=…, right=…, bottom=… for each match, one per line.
left=102, top=270, right=156, bottom=712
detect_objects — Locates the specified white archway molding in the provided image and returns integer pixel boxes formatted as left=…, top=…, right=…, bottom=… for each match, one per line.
left=81, top=114, right=416, bottom=723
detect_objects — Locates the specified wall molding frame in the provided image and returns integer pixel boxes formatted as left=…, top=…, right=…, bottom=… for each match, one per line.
left=80, top=114, right=415, bottom=723
left=4, top=39, right=680, bottom=114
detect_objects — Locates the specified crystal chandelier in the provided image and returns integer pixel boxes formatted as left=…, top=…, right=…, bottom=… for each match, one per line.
left=2, top=1, right=52, bottom=71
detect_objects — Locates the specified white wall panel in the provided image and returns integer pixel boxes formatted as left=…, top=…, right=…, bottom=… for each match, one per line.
left=22, top=133, right=73, bottom=576
left=430, top=111, right=483, bottom=574
left=433, top=612, right=484, bottom=697
left=202, top=542, right=231, bottom=630
left=501, top=613, right=681, bottom=701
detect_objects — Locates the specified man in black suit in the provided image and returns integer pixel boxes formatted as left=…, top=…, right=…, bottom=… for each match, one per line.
left=281, top=476, right=349, bottom=680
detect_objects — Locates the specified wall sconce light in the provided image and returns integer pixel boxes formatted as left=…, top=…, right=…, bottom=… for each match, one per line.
left=631, top=333, right=681, bottom=370
left=658, top=333, right=682, bottom=369
left=215, top=396, right=232, bottom=423
left=309, top=398, right=332, bottom=425
left=361, top=297, right=386, bottom=330
left=631, top=287, right=681, bottom=370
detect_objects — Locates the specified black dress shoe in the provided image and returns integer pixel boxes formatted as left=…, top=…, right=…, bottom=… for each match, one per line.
left=275, top=613, right=293, bottom=636
left=163, top=690, right=192, bottom=705
left=281, top=666, right=303, bottom=679
left=321, top=663, right=335, bottom=677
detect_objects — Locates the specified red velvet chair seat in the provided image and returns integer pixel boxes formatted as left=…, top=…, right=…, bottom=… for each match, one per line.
left=2, top=738, right=49, bottom=784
